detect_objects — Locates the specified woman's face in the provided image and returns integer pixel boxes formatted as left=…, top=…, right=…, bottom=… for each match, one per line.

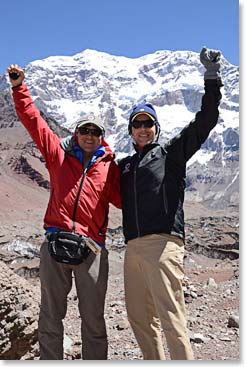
left=131, top=113, right=156, bottom=147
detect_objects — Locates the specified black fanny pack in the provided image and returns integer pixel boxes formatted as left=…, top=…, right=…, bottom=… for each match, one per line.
left=47, top=231, right=91, bottom=265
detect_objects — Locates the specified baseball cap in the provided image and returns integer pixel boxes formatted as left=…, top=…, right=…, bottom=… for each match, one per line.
left=76, top=114, right=105, bottom=132
left=129, top=103, right=158, bottom=122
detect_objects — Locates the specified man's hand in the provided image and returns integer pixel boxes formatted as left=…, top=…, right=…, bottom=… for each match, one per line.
left=200, top=47, right=221, bottom=80
left=7, top=64, right=25, bottom=87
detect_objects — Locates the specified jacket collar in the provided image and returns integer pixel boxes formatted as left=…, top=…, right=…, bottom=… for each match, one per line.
left=60, top=135, right=114, bottom=162
left=133, top=141, right=160, bottom=154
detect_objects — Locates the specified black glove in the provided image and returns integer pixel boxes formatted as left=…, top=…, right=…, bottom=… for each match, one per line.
left=200, top=47, right=221, bottom=80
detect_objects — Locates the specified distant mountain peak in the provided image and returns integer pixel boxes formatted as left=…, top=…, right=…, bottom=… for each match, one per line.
left=0, top=48, right=239, bottom=210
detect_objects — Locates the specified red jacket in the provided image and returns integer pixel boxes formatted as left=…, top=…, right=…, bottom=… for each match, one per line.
left=12, top=84, right=121, bottom=244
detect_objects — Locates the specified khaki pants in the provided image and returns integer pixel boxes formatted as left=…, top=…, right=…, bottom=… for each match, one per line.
left=124, top=233, right=194, bottom=360
left=38, top=241, right=109, bottom=360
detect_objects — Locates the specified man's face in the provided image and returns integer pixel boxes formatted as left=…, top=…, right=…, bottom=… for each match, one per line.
left=131, top=113, right=156, bottom=147
left=76, top=123, right=103, bottom=154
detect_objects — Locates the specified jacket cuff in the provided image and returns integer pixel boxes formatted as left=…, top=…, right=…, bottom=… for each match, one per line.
left=12, top=83, right=23, bottom=89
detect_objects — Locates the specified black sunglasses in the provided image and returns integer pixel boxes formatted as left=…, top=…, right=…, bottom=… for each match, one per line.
left=78, top=126, right=102, bottom=137
left=131, top=119, right=155, bottom=129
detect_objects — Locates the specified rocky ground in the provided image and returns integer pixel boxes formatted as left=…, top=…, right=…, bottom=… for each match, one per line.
left=0, top=214, right=240, bottom=361
left=62, top=249, right=240, bottom=361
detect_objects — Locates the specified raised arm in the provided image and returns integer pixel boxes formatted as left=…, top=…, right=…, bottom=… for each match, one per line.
left=165, top=47, right=223, bottom=166
left=7, top=65, right=61, bottom=167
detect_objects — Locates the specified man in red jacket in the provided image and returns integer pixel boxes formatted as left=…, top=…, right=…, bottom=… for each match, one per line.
left=7, top=65, right=121, bottom=360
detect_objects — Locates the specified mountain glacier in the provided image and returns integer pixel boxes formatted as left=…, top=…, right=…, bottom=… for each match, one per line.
left=0, top=48, right=239, bottom=210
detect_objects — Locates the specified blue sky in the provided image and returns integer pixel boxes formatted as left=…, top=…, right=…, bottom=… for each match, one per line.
left=0, top=0, right=239, bottom=75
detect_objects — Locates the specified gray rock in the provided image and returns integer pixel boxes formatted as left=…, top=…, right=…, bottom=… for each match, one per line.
left=228, top=314, right=239, bottom=328
left=0, top=261, right=39, bottom=359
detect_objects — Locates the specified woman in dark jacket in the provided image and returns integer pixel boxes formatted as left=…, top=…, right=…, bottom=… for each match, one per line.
left=119, top=47, right=222, bottom=360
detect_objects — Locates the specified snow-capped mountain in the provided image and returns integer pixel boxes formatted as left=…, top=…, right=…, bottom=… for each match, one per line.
left=0, top=49, right=239, bottom=210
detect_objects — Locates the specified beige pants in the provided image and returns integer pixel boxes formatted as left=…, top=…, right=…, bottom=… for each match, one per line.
left=124, top=233, right=194, bottom=360
left=38, top=241, right=109, bottom=360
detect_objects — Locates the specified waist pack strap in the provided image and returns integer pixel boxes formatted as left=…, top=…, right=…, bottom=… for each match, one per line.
left=47, top=231, right=85, bottom=243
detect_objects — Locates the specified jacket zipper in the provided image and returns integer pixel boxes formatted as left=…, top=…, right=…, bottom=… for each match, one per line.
left=133, top=156, right=141, bottom=237
left=163, top=185, right=168, bottom=215
left=71, top=166, right=88, bottom=233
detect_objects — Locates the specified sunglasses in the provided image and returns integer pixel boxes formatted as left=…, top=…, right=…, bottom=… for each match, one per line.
left=131, top=119, right=155, bottom=129
left=78, top=127, right=102, bottom=137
